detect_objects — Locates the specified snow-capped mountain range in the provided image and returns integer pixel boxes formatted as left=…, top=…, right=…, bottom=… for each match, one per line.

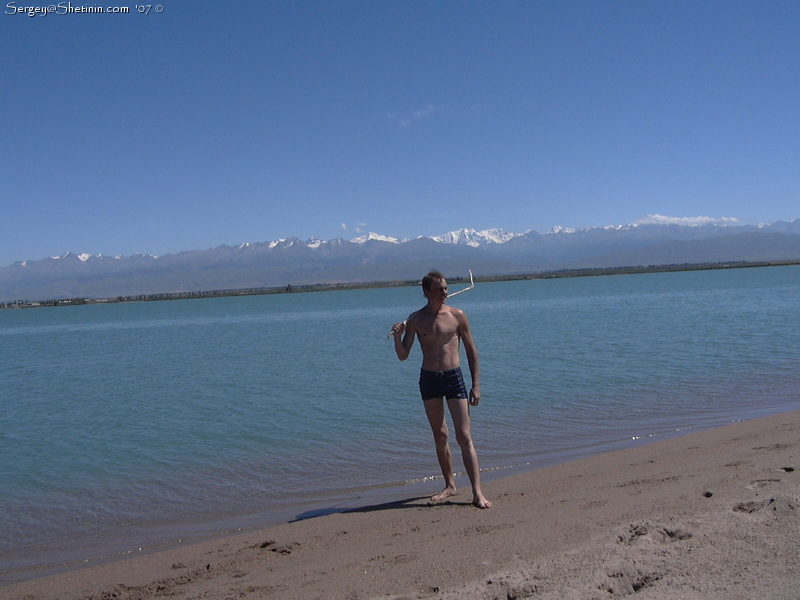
left=2, top=217, right=799, bottom=302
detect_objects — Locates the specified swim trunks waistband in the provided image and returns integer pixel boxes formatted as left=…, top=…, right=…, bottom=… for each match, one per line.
left=420, top=367, right=462, bottom=377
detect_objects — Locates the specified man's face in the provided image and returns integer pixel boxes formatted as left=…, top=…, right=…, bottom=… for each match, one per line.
left=426, top=278, right=448, bottom=303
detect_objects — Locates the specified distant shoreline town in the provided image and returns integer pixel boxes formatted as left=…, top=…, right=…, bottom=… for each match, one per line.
left=3, top=259, right=798, bottom=310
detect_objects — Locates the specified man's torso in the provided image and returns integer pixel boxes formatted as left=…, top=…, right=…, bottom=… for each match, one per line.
left=410, top=306, right=462, bottom=371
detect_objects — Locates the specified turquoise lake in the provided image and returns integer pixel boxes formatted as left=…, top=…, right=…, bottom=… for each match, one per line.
left=1, top=265, right=799, bottom=579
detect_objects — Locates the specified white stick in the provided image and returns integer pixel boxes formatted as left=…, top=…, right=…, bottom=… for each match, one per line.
left=446, top=269, right=475, bottom=297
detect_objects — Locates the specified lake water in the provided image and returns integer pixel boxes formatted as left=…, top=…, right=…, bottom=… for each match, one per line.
left=1, top=265, right=799, bottom=580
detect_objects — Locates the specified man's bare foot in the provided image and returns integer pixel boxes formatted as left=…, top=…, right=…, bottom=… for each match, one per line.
left=472, top=493, right=492, bottom=509
left=430, top=486, right=458, bottom=502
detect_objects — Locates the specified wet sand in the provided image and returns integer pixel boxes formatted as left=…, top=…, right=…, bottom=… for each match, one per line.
left=4, top=409, right=799, bottom=600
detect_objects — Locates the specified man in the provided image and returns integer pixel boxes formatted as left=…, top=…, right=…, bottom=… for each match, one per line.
left=391, top=270, right=492, bottom=509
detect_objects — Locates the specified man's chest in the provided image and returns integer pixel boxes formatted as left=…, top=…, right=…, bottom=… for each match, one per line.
left=418, top=313, right=459, bottom=339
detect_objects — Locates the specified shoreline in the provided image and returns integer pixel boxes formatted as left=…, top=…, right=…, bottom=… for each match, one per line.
left=5, top=408, right=799, bottom=599
left=4, top=399, right=792, bottom=585
left=4, top=259, right=799, bottom=309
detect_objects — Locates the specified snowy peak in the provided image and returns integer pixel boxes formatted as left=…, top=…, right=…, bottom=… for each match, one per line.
left=431, top=228, right=521, bottom=247
left=351, top=232, right=402, bottom=244
left=46, top=252, right=149, bottom=263
left=77, top=253, right=107, bottom=262
left=266, top=238, right=306, bottom=249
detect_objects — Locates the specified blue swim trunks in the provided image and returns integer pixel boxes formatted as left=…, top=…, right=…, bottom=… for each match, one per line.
left=419, top=367, right=468, bottom=401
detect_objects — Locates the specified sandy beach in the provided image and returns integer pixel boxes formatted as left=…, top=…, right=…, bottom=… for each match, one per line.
left=4, top=409, right=799, bottom=600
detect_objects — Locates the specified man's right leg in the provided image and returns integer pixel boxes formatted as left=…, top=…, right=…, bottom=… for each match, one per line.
left=423, top=397, right=457, bottom=501
left=447, top=397, right=492, bottom=509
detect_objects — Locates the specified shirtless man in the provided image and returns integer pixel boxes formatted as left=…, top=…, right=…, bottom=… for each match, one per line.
left=391, top=270, right=491, bottom=509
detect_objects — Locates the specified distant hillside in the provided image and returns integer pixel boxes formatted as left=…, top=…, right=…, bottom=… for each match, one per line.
left=2, top=219, right=799, bottom=303
left=566, top=232, right=800, bottom=269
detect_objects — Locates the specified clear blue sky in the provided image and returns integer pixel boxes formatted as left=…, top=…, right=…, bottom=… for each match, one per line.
left=2, top=1, right=799, bottom=267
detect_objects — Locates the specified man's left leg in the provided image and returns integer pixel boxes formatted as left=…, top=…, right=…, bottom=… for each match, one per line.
left=423, top=396, right=458, bottom=502
left=447, top=397, right=492, bottom=508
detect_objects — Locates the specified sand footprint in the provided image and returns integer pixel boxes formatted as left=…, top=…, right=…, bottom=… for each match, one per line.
left=597, top=564, right=662, bottom=597
left=615, top=521, right=692, bottom=546
left=746, top=478, right=781, bottom=490
left=734, top=496, right=797, bottom=515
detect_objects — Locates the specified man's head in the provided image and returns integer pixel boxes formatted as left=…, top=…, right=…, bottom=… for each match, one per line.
left=422, top=270, right=445, bottom=292
left=422, top=270, right=448, bottom=303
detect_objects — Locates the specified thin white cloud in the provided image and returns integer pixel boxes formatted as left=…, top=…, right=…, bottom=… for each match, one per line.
left=633, top=214, right=739, bottom=227
left=342, top=222, right=367, bottom=233
left=392, top=104, right=439, bottom=127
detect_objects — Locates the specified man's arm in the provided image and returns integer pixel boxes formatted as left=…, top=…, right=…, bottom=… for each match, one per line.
left=392, top=314, right=417, bottom=361
left=456, top=310, right=481, bottom=406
